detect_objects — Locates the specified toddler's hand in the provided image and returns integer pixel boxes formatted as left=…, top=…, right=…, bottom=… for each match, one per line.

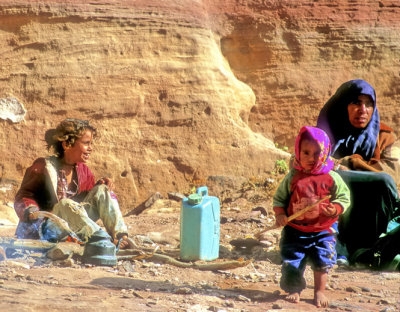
left=276, top=214, right=288, bottom=226
left=321, top=202, right=337, bottom=217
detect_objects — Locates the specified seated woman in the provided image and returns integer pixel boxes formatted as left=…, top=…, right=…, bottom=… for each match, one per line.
left=14, top=118, right=134, bottom=249
left=317, top=79, right=400, bottom=261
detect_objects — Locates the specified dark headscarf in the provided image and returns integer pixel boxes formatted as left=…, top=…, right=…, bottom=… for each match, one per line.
left=316, top=79, right=380, bottom=160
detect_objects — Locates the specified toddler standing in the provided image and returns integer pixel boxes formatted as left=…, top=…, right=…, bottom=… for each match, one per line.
left=273, top=126, right=350, bottom=307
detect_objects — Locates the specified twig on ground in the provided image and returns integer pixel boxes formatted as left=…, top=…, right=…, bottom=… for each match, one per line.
left=117, top=250, right=252, bottom=271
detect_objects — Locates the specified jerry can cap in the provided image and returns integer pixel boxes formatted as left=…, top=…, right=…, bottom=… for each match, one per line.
left=188, top=193, right=202, bottom=205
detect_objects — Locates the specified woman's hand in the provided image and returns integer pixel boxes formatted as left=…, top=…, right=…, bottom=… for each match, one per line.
left=98, top=177, right=114, bottom=191
left=276, top=213, right=288, bottom=227
left=337, top=164, right=350, bottom=171
left=321, top=202, right=337, bottom=217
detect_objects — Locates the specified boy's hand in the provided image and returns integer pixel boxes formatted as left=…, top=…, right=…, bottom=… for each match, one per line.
left=98, top=177, right=114, bottom=191
left=276, top=213, right=288, bottom=226
left=28, top=211, right=40, bottom=221
left=321, top=202, right=337, bottom=217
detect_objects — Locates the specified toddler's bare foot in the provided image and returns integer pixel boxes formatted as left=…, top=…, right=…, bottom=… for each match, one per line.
left=286, top=292, right=300, bottom=303
left=314, top=290, right=329, bottom=308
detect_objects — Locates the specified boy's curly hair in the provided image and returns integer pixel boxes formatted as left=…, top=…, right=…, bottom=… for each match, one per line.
left=44, top=118, right=97, bottom=158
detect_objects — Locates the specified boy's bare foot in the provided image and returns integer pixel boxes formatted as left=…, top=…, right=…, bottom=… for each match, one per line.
left=114, top=235, right=136, bottom=250
left=286, top=292, right=300, bottom=303
left=314, top=290, right=329, bottom=308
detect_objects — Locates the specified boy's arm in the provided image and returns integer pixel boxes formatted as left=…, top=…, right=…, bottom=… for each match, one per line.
left=14, top=159, right=45, bottom=221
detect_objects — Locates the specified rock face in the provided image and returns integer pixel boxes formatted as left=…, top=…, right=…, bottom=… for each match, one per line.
left=219, top=0, right=400, bottom=147
left=0, top=0, right=400, bottom=212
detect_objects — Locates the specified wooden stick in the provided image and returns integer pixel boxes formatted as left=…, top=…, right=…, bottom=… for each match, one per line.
left=255, top=195, right=331, bottom=238
left=35, top=211, right=83, bottom=243
left=287, top=195, right=331, bottom=222
left=0, top=237, right=56, bottom=251
left=35, top=211, right=75, bottom=234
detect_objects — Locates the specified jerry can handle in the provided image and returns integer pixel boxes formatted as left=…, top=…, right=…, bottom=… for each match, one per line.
left=196, top=186, right=208, bottom=197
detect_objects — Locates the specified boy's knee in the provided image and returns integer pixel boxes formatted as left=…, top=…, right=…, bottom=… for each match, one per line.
left=55, top=199, right=86, bottom=215
left=55, top=198, right=77, bottom=211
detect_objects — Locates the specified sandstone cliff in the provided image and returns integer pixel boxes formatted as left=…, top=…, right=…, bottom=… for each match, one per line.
left=1, top=0, right=399, bottom=212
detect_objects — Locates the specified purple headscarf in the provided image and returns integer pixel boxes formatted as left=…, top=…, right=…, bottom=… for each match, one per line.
left=293, top=126, right=334, bottom=175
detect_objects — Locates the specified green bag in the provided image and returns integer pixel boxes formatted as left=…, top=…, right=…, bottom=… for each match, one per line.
left=350, top=216, right=400, bottom=271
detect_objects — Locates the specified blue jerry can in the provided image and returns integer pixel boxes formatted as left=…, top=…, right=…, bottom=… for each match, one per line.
left=180, top=186, right=220, bottom=261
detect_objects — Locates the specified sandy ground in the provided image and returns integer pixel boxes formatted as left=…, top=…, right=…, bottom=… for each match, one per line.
left=0, top=176, right=400, bottom=312
left=0, top=184, right=399, bottom=312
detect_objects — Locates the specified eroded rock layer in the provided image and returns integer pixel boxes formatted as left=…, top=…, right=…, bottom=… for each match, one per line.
left=1, top=0, right=399, bottom=211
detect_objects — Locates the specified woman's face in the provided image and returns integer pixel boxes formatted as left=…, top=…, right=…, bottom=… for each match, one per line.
left=63, top=129, right=94, bottom=164
left=347, top=94, right=374, bottom=128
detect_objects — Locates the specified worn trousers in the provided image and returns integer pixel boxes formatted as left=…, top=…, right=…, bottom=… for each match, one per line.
left=279, top=224, right=337, bottom=294
left=16, top=185, right=128, bottom=243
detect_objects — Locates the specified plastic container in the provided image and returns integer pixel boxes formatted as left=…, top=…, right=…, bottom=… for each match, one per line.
left=180, top=186, right=220, bottom=261
left=82, top=229, right=117, bottom=266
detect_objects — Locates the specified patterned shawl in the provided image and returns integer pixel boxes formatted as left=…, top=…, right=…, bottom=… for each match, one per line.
left=316, top=79, right=380, bottom=160
left=293, top=126, right=334, bottom=175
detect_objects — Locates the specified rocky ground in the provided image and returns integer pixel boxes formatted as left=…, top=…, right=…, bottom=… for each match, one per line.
left=0, top=176, right=399, bottom=312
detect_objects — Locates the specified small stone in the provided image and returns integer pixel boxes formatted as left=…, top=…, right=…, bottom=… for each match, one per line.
left=345, top=286, right=359, bottom=293
left=1, top=261, right=30, bottom=269
left=122, top=260, right=135, bottom=272
left=149, top=269, right=160, bottom=276
left=223, top=300, right=234, bottom=308
left=377, top=299, right=395, bottom=305
left=371, top=292, right=385, bottom=298
left=208, top=306, right=226, bottom=312
left=251, top=206, right=268, bottom=216
left=380, top=307, right=396, bottom=312
left=381, top=273, right=398, bottom=280
left=236, top=295, right=251, bottom=302
left=167, top=192, right=185, bottom=201
left=272, top=302, right=283, bottom=309
left=174, top=287, right=193, bottom=295
left=59, top=258, right=74, bottom=267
